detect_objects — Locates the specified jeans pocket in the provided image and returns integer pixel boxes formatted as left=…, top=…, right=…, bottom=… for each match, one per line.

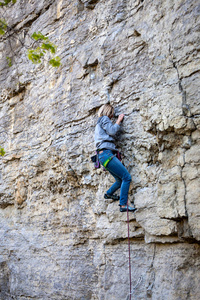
left=99, top=153, right=107, bottom=165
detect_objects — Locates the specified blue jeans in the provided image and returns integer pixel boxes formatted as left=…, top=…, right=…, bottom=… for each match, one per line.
left=98, top=149, right=132, bottom=206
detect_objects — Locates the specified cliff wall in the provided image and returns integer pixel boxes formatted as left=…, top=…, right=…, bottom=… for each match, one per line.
left=0, top=0, right=200, bottom=299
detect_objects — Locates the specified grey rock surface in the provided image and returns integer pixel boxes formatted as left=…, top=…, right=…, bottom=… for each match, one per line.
left=0, top=0, right=200, bottom=299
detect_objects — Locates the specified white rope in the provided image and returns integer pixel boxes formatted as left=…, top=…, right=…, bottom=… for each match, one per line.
left=126, top=276, right=143, bottom=300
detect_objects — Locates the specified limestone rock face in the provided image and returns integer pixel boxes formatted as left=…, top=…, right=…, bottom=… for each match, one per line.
left=0, top=0, right=200, bottom=299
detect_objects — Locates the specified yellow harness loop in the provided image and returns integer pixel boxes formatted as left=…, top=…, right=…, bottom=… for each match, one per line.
left=103, top=155, right=115, bottom=168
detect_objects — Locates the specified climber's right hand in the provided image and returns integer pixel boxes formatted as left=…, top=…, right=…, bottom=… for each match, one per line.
left=116, top=114, right=125, bottom=125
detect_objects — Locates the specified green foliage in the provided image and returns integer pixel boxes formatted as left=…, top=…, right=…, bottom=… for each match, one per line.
left=0, top=19, right=7, bottom=35
left=1, top=3, right=61, bottom=68
left=41, top=42, right=56, bottom=54
left=0, top=0, right=16, bottom=6
left=32, top=31, right=48, bottom=41
left=49, top=56, right=61, bottom=67
left=0, top=147, right=5, bottom=156
left=6, top=56, right=12, bottom=67
left=27, top=32, right=61, bottom=67
left=27, top=47, right=44, bottom=64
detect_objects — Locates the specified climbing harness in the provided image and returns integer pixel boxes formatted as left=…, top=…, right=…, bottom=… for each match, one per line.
left=91, top=151, right=121, bottom=170
left=102, top=154, right=115, bottom=168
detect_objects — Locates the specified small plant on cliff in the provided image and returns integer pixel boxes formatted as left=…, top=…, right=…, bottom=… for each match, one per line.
left=0, top=0, right=16, bottom=6
left=0, top=19, right=7, bottom=35
left=0, top=1, right=61, bottom=67
left=28, top=32, right=61, bottom=67
left=0, top=147, right=5, bottom=156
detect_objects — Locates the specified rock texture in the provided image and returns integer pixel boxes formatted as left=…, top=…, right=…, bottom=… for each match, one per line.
left=0, top=0, right=200, bottom=299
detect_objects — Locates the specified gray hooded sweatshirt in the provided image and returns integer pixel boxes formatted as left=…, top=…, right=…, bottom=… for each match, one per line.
left=94, top=116, right=121, bottom=151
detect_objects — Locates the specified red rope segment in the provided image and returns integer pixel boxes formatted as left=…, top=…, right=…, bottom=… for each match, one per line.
left=127, top=200, right=132, bottom=300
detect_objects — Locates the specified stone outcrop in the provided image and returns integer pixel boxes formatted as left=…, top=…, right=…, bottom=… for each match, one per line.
left=0, top=0, right=200, bottom=299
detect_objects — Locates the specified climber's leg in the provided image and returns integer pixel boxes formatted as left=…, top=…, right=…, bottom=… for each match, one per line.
left=105, top=170, right=122, bottom=196
left=106, top=156, right=131, bottom=206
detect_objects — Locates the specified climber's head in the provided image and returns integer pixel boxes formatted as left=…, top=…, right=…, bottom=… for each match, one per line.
left=98, top=104, right=114, bottom=119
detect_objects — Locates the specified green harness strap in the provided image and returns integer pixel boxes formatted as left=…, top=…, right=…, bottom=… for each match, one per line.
left=103, top=155, right=115, bottom=168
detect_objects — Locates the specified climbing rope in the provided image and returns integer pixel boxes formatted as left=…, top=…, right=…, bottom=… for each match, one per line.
left=126, top=200, right=143, bottom=300
left=127, top=202, right=132, bottom=298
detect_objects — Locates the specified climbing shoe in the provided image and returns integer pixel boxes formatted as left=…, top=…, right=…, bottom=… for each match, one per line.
left=104, top=193, right=120, bottom=201
left=120, top=205, right=137, bottom=213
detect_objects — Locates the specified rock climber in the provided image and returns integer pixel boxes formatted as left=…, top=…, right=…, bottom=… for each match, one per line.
left=95, top=103, right=137, bottom=212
